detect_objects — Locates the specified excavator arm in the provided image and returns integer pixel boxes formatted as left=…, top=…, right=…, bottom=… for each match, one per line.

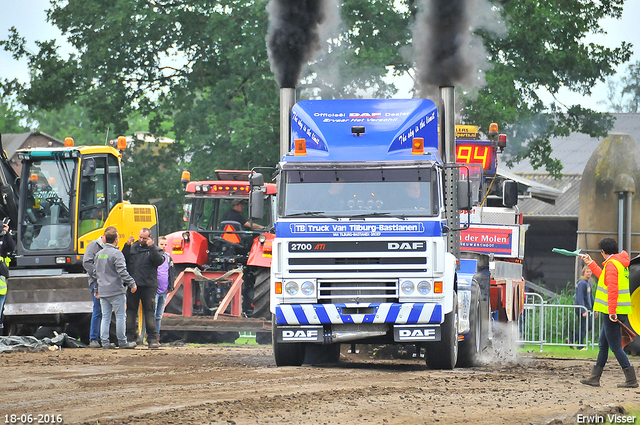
left=0, top=134, right=20, bottom=231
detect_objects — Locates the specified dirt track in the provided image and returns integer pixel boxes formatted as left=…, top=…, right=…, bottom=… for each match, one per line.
left=1, top=344, right=639, bottom=425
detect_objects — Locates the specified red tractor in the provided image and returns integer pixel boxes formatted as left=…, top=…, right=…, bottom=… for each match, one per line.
left=163, top=170, right=275, bottom=343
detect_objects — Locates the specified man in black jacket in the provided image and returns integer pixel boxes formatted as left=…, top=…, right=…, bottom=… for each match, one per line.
left=123, top=227, right=165, bottom=349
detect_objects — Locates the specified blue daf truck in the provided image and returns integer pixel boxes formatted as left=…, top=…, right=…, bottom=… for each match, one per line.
left=256, top=92, right=524, bottom=369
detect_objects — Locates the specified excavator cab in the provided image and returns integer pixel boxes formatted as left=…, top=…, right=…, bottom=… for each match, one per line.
left=1, top=141, right=159, bottom=336
left=15, top=146, right=127, bottom=269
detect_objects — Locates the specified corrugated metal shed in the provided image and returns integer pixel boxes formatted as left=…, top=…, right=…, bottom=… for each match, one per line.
left=508, top=113, right=640, bottom=174
left=516, top=173, right=582, bottom=218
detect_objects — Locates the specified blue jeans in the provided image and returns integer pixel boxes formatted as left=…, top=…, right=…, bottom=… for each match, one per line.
left=89, top=283, right=102, bottom=342
left=155, top=292, right=167, bottom=333
left=596, top=314, right=631, bottom=369
left=100, top=294, right=128, bottom=346
left=0, top=293, right=5, bottom=327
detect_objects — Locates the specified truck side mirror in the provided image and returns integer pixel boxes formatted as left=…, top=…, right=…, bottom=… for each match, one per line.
left=457, top=180, right=471, bottom=211
left=249, top=172, right=264, bottom=187
left=250, top=190, right=264, bottom=219
left=503, top=180, right=518, bottom=207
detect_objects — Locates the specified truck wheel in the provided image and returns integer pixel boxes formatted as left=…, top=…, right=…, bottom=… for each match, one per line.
left=304, top=343, right=340, bottom=365
left=457, top=287, right=482, bottom=367
left=250, top=269, right=271, bottom=319
left=426, top=293, right=458, bottom=370
left=272, top=316, right=305, bottom=366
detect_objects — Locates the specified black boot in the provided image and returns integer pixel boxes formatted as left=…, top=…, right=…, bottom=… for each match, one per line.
left=617, top=366, right=639, bottom=388
left=580, top=365, right=603, bottom=387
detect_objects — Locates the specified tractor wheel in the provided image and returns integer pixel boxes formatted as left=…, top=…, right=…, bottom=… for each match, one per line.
left=255, top=332, right=272, bottom=345
left=426, top=293, right=458, bottom=370
left=272, top=316, right=305, bottom=366
left=250, top=269, right=271, bottom=319
left=457, top=286, right=483, bottom=367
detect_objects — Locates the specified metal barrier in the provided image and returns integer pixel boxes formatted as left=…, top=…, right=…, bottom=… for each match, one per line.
left=517, top=292, right=599, bottom=352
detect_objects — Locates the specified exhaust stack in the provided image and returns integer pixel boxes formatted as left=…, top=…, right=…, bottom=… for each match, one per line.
left=439, top=86, right=460, bottom=256
left=280, top=88, right=297, bottom=159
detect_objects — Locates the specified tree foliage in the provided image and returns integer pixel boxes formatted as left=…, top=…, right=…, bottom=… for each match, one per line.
left=0, top=0, right=634, bottom=233
left=602, top=60, right=640, bottom=113
left=461, top=0, right=630, bottom=176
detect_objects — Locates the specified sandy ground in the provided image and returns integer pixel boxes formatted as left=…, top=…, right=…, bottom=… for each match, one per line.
left=1, top=344, right=639, bottom=425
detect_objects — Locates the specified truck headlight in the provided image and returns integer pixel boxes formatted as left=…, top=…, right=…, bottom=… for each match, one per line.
left=401, top=280, right=414, bottom=295
left=417, top=280, right=431, bottom=295
left=301, top=281, right=315, bottom=296
left=285, top=281, right=299, bottom=296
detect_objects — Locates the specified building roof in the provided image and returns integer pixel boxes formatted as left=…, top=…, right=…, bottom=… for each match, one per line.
left=515, top=173, right=582, bottom=218
left=505, top=113, right=640, bottom=218
left=0, top=132, right=64, bottom=157
left=508, top=113, right=640, bottom=174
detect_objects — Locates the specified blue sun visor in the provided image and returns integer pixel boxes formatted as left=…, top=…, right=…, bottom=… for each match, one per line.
left=286, top=99, right=439, bottom=162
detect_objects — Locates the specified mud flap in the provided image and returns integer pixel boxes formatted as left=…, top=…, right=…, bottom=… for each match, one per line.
left=276, top=325, right=323, bottom=343
left=393, top=325, right=440, bottom=342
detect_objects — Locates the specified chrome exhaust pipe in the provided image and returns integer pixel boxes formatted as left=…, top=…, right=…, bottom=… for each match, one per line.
left=439, top=86, right=456, bottom=165
left=280, top=88, right=296, bottom=159
left=439, top=86, right=460, bottom=256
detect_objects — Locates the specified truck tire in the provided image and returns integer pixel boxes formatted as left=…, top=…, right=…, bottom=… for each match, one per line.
left=426, top=293, right=458, bottom=370
left=457, top=286, right=482, bottom=367
left=272, top=316, right=305, bottom=366
left=304, top=343, right=340, bottom=365
left=250, top=269, right=271, bottom=319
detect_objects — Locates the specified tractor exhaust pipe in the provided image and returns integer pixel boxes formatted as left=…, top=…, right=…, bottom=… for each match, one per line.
left=280, top=88, right=296, bottom=159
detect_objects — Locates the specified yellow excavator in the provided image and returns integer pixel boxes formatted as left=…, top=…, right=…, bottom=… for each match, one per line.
left=0, top=136, right=158, bottom=339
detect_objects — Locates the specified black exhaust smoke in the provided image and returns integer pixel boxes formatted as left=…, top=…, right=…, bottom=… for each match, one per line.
left=266, top=0, right=327, bottom=88
left=413, top=0, right=496, bottom=96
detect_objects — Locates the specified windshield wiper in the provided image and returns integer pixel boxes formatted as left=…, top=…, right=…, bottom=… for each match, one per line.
left=287, top=211, right=325, bottom=217
left=286, top=211, right=340, bottom=220
left=350, top=211, right=391, bottom=218
left=349, top=212, right=408, bottom=220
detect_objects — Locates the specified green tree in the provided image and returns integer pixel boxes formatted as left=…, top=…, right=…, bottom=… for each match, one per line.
left=602, top=60, right=640, bottom=113
left=1, top=0, right=633, bottom=185
left=0, top=82, right=29, bottom=133
left=459, top=0, right=631, bottom=176
left=26, top=102, right=108, bottom=144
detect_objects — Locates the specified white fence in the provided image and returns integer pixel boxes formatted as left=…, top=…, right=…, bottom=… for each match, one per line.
left=517, top=292, right=601, bottom=351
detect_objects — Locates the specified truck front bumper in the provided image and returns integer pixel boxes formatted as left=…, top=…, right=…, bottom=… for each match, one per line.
left=275, top=302, right=442, bottom=326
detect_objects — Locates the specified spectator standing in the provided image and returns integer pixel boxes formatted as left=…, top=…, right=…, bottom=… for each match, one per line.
left=0, top=220, right=15, bottom=332
left=123, top=228, right=165, bottom=349
left=155, top=236, right=176, bottom=336
left=568, top=266, right=598, bottom=349
left=94, top=227, right=137, bottom=349
left=580, top=237, right=637, bottom=388
left=82, top=227, right=112, bottom=348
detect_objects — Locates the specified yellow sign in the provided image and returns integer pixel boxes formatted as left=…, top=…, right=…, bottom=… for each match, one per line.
left=456, top=125, right=479, bottom=140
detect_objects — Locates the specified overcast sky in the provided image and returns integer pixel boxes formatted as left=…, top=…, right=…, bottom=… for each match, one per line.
left=1, top=0, right=639, bottom=112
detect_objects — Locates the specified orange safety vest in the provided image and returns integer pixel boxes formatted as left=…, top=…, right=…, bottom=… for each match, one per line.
left=593, top=258, right=632, bottom=315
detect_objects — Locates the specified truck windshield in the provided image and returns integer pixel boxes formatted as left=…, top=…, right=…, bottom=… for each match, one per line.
left=21, top=158, right=75, bottom=251
left=189, top=197, right=272, bottom=231
left=282, top=167, right=438, bottom=217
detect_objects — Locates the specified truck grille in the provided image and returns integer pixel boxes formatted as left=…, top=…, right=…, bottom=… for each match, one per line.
left=287, top=257, right=426, bottom=273
left=318, top=278, right=398, bottom=303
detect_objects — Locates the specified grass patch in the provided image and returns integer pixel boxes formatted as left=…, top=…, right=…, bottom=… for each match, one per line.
left=518, top=344, right=598, bottom=359
left=186, top=337, right=259, bottom=347
left=604, top=406, right=640, bottom=424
